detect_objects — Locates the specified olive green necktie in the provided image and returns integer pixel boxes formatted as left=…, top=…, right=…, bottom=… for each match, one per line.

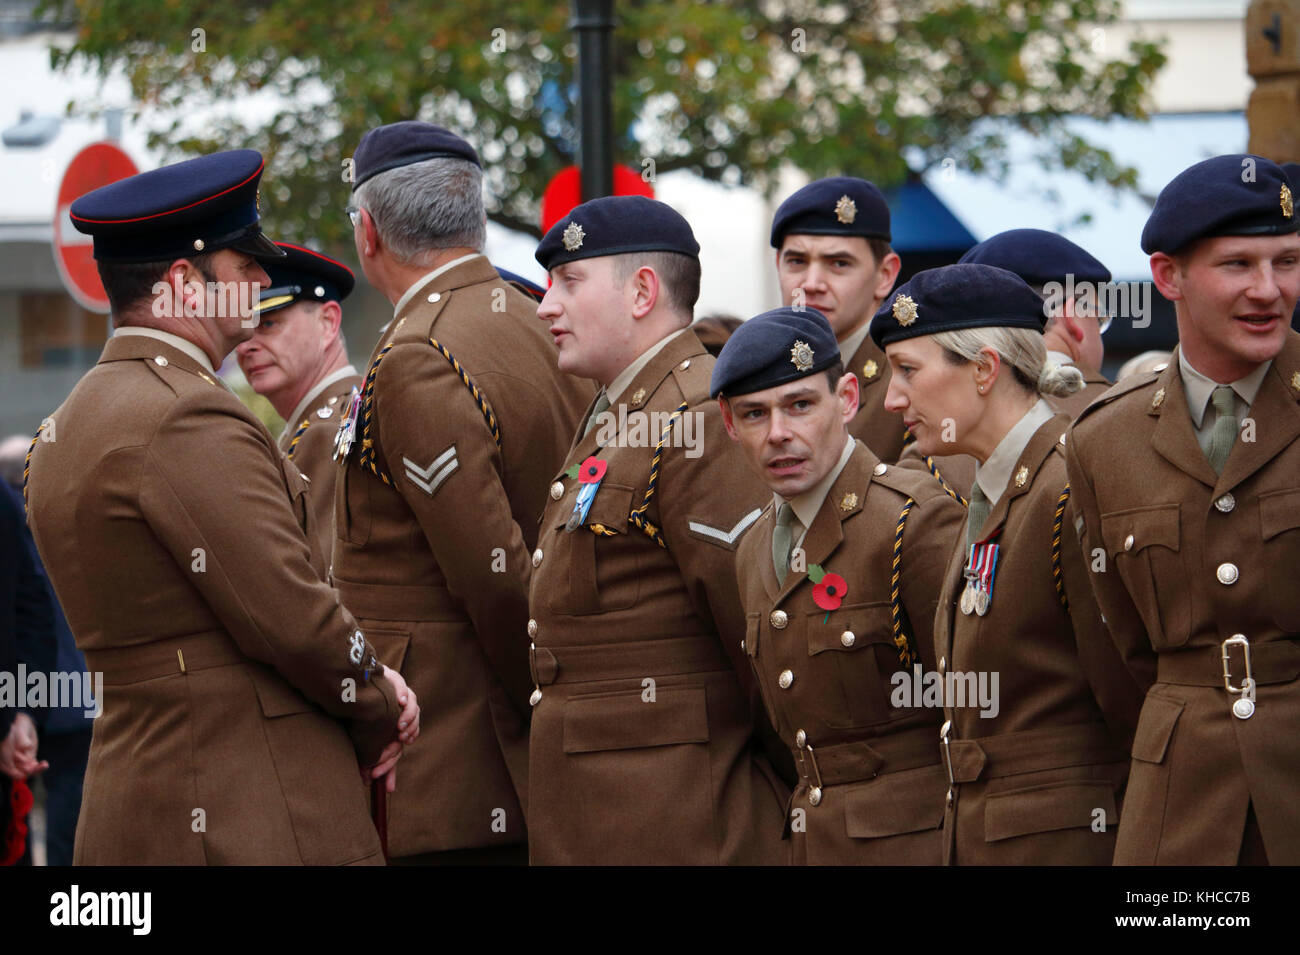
left=1205, top=385, right=1238, bottom=475
left=966, top=480, right=990, bottom=550
left=583, top=391, right=611, bottom=437
left=772, top=502, right=801, bottom=583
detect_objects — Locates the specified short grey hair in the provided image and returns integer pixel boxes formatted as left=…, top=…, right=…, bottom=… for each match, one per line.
left=931, top=326, right=1084, bottom=398
left=353, top=157, right=486, bottom=266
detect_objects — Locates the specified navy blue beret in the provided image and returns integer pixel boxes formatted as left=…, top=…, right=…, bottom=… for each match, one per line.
left=770, top=176, right=891, bottom=248
left=494, top=266, right=545, bottom=302
left=870, top=264, right=1047, bottom=350
left=958, top=228, right=1111, bottom=287
left=69, top=149, right=282, bottom=264
left=535, top=195, right=699, bottom=271
left=256, top=243, right=354, bottom=315
left=1141, top=154, right=1298, bottom=255
left=710, top=307, right=841, bottom=399
left=352, top=121, right=480, bottom=191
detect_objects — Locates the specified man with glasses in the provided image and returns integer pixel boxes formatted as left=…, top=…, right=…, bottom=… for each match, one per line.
left=960, top=229, right=1113, bottom=418
left=337, top=121, right=591, bottom=863
left=236, top=243, right=361, bottom=557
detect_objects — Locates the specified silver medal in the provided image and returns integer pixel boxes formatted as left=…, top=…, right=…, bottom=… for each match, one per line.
left=975, top=587, right=990, bottom=616
left=960, top=582, right=976, bottom=616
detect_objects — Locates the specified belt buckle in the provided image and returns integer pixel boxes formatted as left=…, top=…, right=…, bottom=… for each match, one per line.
left=939, top=719, right=955, bottom=808
left=1221, top=633, right=1256, bottom=720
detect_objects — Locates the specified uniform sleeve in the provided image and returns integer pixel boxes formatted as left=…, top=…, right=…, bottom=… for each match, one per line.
left=898, top=490, right=965, bottom=672
left=140, top=391, right=399, bottom=765
left=1065, top=429, right=1159, bottom=704
left=4, top=483, right=56, bottom=731
left=374, top=344, right=534, bottom=716
left=1059, top=492, right=1148, bottom=750
left=657, top=399, right=769, bottom=652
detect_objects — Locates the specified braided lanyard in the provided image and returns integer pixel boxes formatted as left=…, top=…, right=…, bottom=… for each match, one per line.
left=587, top=400, right=689, bottom=550
left=21, top=422, right=43, bottom=514
left=355, top=344, right=394, bottom=486
left=1051, top=483, right=1071, bottom=610
left=285, top=417, right=311, bottom=461
left=902, top=427, right=968, bottom=507
left=890, top=497, right=917, bottom=667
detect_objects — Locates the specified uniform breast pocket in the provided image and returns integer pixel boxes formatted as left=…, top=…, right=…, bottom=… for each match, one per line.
left=281, top=458, right=312, bottom=535
left=1100, top=503, right=1188, bottom=649
left=1260, top=489, right=1300, bottom=631
left=335, top=460, right=371, bottom=546
left=546, top=483, right=642, bottom=615
left=804, top=601, right=900, bottom=728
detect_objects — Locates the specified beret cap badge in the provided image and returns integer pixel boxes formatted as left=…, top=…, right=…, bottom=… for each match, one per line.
left=1283, top=184, right=1294, bottom=220
left=892, top=294, right=918, bottom=326
left=562, top=221, right=585, bottom=252
left=790, top=340, right=815, bottom=372
left=834, top=195, right=857, bottom=224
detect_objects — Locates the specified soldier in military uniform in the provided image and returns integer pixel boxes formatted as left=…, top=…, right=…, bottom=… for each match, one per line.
left=1068, top=154, right=1300, bottom=865
left=24, top=151, right=418, bottom=865
left=528, top=196, right=789, bottom=865
left=338, top=122, right=592, bottom=863
left=772, top=177, right=975, bottom=494
left=960, top=229, right=1114, bottom=418
left=236, top=242, right=361, bottom=555
left=713, top=306, right=964, bottom=864
left=877, top=264, right=1145, bottom=864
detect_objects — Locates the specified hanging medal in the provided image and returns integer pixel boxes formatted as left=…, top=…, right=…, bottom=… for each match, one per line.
left=564, top=456, right=608, bottom=531
left=960, top=544, right=979, bottom=615
left=974, top=541, right=1000, bottom=617
left=332, top=385, right=362, bottom=461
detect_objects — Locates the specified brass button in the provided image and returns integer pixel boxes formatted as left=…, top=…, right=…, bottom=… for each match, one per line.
left=529, top=688, right=542, bottom=707
left=873, top=463, right=887, bottom=476
left=532, top=548, right=543, bottom=567
left=770, top=610, right=788, bottom=629
left=945, top=789, right=954, bottom=810
left=192, top=238, right=205, bottom=251
left=939, top=655, right=946, bottom=674
left=550, top=481, right=564, bottom=500
left=740, top=639, right=746, bottom=652
left=427, top=292, right=442, bottom=303
left=1059, top=433, right=1067, bottom=446
left=1215, top=493, right=1236, bottom=513
left=808, top=786, right=822, bottom=806
left=795, top=729, right=806, bottom=748
left=678, top=359, right=691, bottom=370
left=154, top=356, right=168, bottom=367
left=527, top=618, right=538, bottom=638
left=840, top=630, right=856, bottom=647
left=1216, top=562, right=1239, bottom=586
left=778, top=669, right=794, bottom=689
left=1123, top=534, right=1134, bottom=552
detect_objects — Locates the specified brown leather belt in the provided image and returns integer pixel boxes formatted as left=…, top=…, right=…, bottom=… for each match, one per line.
left=334, top=578, right=462, bottom=622
left=941, top=720, right=1124, bottom=785
left=795, top=726, right=941, bottom=789
left=529, top=636, right=729, bottom=686
left=82, top=631, right=247, bottom=685
left=1157, top=640, right=1300, bottom=687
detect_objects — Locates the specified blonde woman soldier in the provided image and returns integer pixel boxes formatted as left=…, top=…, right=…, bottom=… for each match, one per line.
left=874, top=264, right=1146, bottom=865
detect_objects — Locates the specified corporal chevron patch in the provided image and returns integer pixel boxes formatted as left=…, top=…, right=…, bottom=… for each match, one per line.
left=403, top=446, right=459, bottom=496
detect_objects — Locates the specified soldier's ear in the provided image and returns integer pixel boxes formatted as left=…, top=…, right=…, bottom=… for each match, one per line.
left=318, top=300, right=343, bottom=344
left=1149, top=253, right=1183, bottom=302
left=718, top=396, right=740, bottom=442
left=835, top=371, right=860, bottom=421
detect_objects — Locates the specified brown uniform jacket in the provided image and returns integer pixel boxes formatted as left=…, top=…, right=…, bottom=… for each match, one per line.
left=936, top=413, right=1145, bottom=865
left=278, top=371, right=362, bottom=558
left=332, top=255, right=591, bottom=856
left=1047, top=361, right=1111, bottom=419
left=24, top=335, right=399, bottom=865
left=845, top=334, right=906, bottom=461
left=1067, top=337, right=1300, bottom=865
left=526, top=329, right=789, bottom=865
left=737, top=442, right=964, bottom=864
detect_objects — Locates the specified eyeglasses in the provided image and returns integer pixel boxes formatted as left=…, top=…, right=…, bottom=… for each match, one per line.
left=1071, top=291, right=1113, bottom=335
left=346, top=204, right=361, bottom=228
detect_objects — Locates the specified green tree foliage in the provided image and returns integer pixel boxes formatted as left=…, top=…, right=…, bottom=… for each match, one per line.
left=43, top=0, right=1164, bottom=242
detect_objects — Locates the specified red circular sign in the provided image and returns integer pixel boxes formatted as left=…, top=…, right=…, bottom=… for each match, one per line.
left=540, top=164, right=655, bottom=236
left=53, top=142, right=139, bottom=313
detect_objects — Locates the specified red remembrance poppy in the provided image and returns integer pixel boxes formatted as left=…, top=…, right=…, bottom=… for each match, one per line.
left=812, top=573, right=848, bottom=611
left=579, top=456, right=607, bottom=484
